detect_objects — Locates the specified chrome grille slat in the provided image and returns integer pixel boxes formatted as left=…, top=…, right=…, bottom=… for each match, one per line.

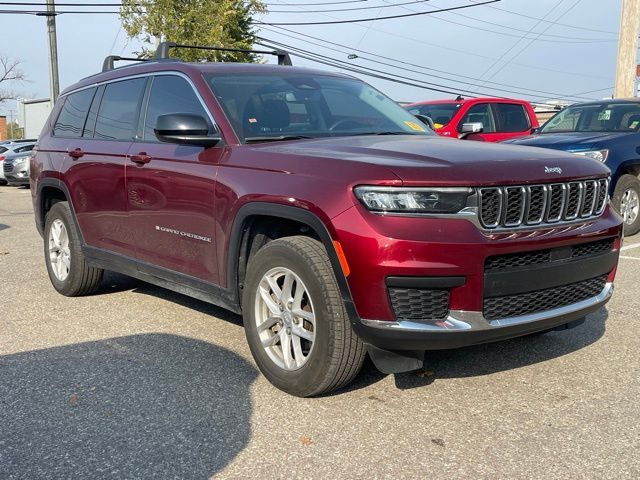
left=479, top=179, right=609, bottom=230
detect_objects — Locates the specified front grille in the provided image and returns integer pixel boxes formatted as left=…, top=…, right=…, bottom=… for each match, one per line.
left=479, top=178, right=609, bottom=229
left=485, top=238, right=615, bottom=272
left=483, top=275, right=607, bottom=320
left=388, top=288, right=449, bottom=320
left=3, top=160, right=13, bottom=173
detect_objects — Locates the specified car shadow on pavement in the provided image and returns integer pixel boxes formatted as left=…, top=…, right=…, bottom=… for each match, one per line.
left=98, top=272, right=243, bottom=327
left=0, top=223, right=9, bottom=232
left=0, top=333, right=257, bottom=479
left=393, top=308, right=608, bottom=390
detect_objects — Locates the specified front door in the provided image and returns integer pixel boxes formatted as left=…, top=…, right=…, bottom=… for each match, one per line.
left=125, top=73, right=224, bottom=284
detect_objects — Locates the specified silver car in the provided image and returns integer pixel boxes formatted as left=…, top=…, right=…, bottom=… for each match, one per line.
left=1, top=142, right=36, bottom=186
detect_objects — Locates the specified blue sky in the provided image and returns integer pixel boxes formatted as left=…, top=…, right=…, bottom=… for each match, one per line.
left=0, top=0, right=628, bottom=118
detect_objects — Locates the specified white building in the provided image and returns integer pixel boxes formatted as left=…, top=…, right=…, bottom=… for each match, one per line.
left=17, top=99, right=52, bottom=139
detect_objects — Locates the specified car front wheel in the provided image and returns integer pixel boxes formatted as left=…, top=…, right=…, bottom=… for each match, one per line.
left=612, top=174, right=640, bottom=236
left=242, top=236, right=365, bottom=397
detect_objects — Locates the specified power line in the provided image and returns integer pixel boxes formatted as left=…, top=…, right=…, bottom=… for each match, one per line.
left=259, top=25, right=603, bottom=101
left=379, top=0, right=615, bottom=43
left=0, top=9, right=121, bottom=14
left=258, top=36, right=576, bottom=107
left=254, top=0, right=500, bottom=26
left=467, top=0, right=618, bottom=35
left=267, top=0, right=433, bottom=13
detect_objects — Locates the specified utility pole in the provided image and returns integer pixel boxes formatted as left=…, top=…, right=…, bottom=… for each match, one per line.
left=614, top=0, right=640, bottom=98
left=45, top=0, right=60, bottom=102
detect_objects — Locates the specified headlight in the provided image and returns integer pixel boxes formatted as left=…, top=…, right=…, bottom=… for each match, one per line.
left=570, top=149, right=608, bottom=163
left=354, top=186, right=472, bottom=214
left=13, top=156, right=28, bottom=164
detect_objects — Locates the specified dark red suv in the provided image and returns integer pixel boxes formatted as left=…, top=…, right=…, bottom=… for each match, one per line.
left=31, top=44, right=622, bottom=396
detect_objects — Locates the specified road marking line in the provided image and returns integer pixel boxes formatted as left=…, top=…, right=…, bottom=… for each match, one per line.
left=620, top=255, right=640, bottom=260
left=621, top=242, right=640, bottom=251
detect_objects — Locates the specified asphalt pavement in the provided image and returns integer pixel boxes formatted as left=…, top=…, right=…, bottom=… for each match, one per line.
left=1, top=186, right=638, bottom=479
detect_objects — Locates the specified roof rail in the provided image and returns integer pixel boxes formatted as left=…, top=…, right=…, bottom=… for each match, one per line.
left=102, top=55, right=149, bottom=72
left=154, top=41, right=293, bottom=66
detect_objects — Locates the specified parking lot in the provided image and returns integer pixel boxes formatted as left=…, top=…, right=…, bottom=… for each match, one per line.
left=0, top=185, right=638, bottom=479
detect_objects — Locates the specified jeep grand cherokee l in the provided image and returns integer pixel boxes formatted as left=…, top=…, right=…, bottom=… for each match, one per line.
left=31, top=45, right=622, bottom=397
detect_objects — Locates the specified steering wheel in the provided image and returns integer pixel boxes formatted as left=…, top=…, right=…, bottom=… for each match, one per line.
left=329, top=118, right=369, bottom=132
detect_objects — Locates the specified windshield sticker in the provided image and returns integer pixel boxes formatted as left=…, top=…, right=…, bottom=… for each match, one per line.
left=248, top=118, right=257, bottom=123
left=404, top=120, right=426, bottom=132
left=598, top=110, right=611, bottom=121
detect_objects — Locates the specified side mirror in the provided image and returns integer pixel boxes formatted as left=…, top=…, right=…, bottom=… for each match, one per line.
left=154, top=113, right=221, bottom=147
left=530, top=127, right=540, bottom=134
left=458, top=122, right=483, bottom=139
left=414, top=114, right=435, bottom=130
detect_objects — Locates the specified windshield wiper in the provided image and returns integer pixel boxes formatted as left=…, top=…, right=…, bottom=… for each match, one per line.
left=350, top=131, right=419, bottom=136
left=244, top=135, right=313, bottom=143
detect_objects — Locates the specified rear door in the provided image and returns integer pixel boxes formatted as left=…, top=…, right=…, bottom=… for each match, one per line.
left=126, top=73, right=224, bottom=284
left=490, top=102, right=534, bottom=141
left=60, top=77, right=147, bottom=256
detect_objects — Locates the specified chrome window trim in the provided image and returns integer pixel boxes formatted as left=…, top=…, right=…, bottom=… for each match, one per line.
left=56, top=71, right=219, bottom=132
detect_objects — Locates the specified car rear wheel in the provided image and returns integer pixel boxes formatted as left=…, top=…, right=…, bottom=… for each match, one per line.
left=612, top=174, right=640, bottom=236
left=242, top=236, right=365, bottom=397
left=44, top=201, right=104, bottom=296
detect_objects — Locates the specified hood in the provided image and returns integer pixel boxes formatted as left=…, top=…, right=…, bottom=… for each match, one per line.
left=503, top=131, right=632, bottom=150
left=253, top=135, right=610, bottom=186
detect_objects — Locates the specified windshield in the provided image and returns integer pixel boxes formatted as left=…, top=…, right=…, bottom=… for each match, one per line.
left=541, top=102, right=640, bottom=133
left=407, top=103, right=461, bottom=128
left=206, top=73, right=434, bottom=142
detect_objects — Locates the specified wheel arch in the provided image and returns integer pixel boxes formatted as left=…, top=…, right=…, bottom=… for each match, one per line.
left=35, top=179, right=83, bottom=241
left=227, top=202, right=359, bottom=324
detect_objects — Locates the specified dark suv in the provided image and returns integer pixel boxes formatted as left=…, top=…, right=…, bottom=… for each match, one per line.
left=31, top=44, right=622, bottom=396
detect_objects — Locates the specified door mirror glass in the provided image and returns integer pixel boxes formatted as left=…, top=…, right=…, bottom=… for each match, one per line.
left=531, top=127, right=540, bottom=134
left=154, top=114, right=220, bottom=147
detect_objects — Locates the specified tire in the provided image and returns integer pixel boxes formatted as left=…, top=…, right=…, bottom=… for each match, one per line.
left=242, top=236, right=365, bottom=397
left=44, top=201, right=104, bottom=296
left=612, top=174, right=640, bottom=236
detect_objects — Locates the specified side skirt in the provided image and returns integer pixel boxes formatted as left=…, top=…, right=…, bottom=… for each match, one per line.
left=83, top=246, right=241, bottom=315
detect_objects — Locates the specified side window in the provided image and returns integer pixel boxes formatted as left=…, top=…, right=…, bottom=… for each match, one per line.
left=493, top=103, right=531, bottom=133
left=15, top=144, right=34, bottom=153
left=53, top=87, right=96, bottom=138
left=458, top=103, right=495, bottom=133
left=144, top=75, right=209, bottom=141
left=82, top=85, right=105, bottom=139
left=94, top=78, right=147, bottom=141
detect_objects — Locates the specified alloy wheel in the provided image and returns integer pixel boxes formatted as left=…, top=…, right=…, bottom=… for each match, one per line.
left=620, top=188, right=640, bottom=225
left=254, top=267, right=316, bottom=371
left=48, top=219, right=71, bottom=281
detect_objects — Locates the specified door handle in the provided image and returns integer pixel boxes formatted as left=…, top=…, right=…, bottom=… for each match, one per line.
left=130, top=152, right=152, bottom=165
left=68, top=148, right=84, bottom=159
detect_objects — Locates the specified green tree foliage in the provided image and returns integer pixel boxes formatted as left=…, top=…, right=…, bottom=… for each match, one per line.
left=120, top=0, right=266, bottom=62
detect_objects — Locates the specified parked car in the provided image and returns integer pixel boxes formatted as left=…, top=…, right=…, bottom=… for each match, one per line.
left=405, top=97, right=539, bottom=142
left=504, top=99, right=640, bottom=235
left=3, top=141, right=35, bottom=186
left=31, top=43, right=622, bottom=396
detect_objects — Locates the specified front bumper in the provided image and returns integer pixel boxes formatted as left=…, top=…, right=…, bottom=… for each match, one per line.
left=331, top=203, right=622, bottom=351
left=354, top=282, right=612, bottom=351
left=3, top=160, right=30, bottom=184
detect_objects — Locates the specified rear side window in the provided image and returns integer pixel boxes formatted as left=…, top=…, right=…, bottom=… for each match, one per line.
left=14, top=144, right=34, bottom=153
left=143, top=75, right=209, bottom=141
left=53, top=87, right=96, bottom=137
left=459, top=103, right=495, bottom=133
left=493, top=103, right=531, bottom=132
left=94, top=78, right=147, bottom=141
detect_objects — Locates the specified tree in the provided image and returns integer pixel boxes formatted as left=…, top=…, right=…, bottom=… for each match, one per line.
left=120, top=0, right=266, bottom=62
left=0, top=56, right=25, bottom=104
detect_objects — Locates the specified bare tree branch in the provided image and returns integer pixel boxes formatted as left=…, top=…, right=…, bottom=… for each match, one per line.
left=0, top=55, right=25, bottom=104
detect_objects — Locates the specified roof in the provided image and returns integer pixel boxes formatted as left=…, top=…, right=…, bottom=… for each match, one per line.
left=406, top=97, right=531, bottom=107
left=61, top=60, right=351, bottom=97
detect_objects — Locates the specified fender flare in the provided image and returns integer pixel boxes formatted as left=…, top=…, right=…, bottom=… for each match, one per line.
left=226, top=202, right=360, bottom=324
left=35, top=178, right=85, bottom=241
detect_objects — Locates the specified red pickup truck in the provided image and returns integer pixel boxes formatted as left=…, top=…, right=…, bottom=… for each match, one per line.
left=406, top=97, right=539, bottom=142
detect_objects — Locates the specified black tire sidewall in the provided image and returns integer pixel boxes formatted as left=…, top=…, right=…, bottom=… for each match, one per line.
left=612, top=174, right=640, bottom=236
left=242, top=240, right=340, bottom=396
left=43, top=202, right=85, bottom=295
